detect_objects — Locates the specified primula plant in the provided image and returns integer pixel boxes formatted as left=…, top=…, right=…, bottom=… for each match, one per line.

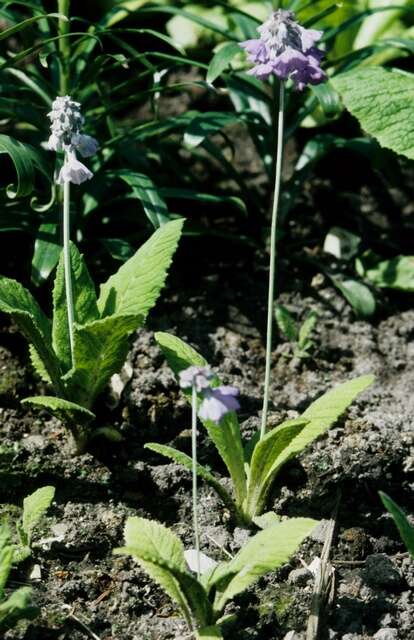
left=0, top=215, right=183, bottom=453
left=0, top=522, right=39, bottom=632
left=147, top=332, right=374, bottom=525
left=114, top=515, right=317, bottom=639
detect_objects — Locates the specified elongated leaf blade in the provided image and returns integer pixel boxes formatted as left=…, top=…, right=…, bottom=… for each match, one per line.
left=0, top=134, right=48, bottom=198
left=65, top=314, right=141, bottom=408
left=380, top=492, right=414, bottom=558
left=53, top=242, right=99, bottom=373
left=114, top=516, right=211, bottom=627
left=145, top=443, right=237, bottom=517
left=22, top=396, right=95, bottom=426
left=332, top=67, right=414, bottom=160
left=155, top=332, right=247, bottom=505
left=209, top=518, right=317, bottom=613
left=244, top=419, right=308, bottom=518
left=0, top=587, right=38, bottom=631
left=22, top=486, right=55, bottom=544
left=111, top=170, right=170, bottom=228
left=98, top=218, right=184, bottom=318
left=281, top=375, right=374, bottom=472
left=0, top=277, right=62, bottom=391
left=207, top=42, right=241, bottom=83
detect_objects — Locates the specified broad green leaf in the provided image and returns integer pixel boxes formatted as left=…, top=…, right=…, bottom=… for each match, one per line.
left=207, top=42, right=241, bottom=83
left=332, top=67, right=414, bottom=160
left=244, top=420, right=308, bottom=519
left=98, top=218, right=184, bottom=318
left=114, top=516, right=210, bottom=627
left=53, top=242, right=99, bottom=373
left=288, top=376, right=373, bottom=468
left=22, top=486, right=55, bottom=545
left=111, top=170, right=170, bottom=229
left=356, top=253, right=414, bottom=292
left=209, top=518, right=317, bottom=613
left=0, top=277, right=62, bottom=393
left=331, top=276, right=376, bottom=318
left=0, top=134, right=48, bottom=198
left=246, top=376, right=373, bottom=518
left=22, top=396, right=95, bottom=426
left=65, top=315, right=141, bottom=408
left=275, top=304, right=297, bottom=342
left=29, top=345, right=51, bottom=384
left=379, top=492, right=414, bottom=559
left=155, top=332, right=247, bottom=505
left=31, top=222, right=61, bottom=286
left=145, top=443, right=238, bottom=518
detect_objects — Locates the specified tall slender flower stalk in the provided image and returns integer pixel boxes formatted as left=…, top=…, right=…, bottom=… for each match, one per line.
left=239, top=10, right=327, bottom=439
left=58, top=0, right=74, bottom=361
left=191, top=383, right=201, bottom=580
left=261, top=82, right=285, bottom=440
left=179, top=366, right=240, bottom=578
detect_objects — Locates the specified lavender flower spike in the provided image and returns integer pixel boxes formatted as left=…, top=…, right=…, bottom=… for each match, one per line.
left=240, top=9, right=326, bottom=90
left=198, top=386, right=240, bottom=424
left=47, top=95, right=98, bottom=185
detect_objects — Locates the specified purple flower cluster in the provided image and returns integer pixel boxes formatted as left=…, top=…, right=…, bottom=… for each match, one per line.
left=240, top=9, right=326, bottom=90
left=179, top=366, right=240, bottom=424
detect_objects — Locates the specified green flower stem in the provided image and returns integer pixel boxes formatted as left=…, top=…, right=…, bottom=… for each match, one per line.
left=63, top=170, right=75, bottom=363
left=58, top=0, right=71, bottom=95
left=260, top=81, right=285, bottom=441
left=192, top=383, right=201, bottom=580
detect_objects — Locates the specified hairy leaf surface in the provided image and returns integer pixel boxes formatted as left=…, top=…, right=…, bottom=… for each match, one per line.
left=98, top=218, right=183, bottom=318
left=53, top=242, right=99, bottom=373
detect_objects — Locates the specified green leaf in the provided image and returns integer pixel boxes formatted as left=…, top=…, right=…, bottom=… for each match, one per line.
left=379, top=492, right=414, bottom=559
left=247, top=376, right=373, bottom=518
left=208, top=518, right=317, bottom=613
left=244, top=419, right=308, bottom=519
left=197, top=626, right=223, bottom=640
left=31, top=222, right=61, bottom=287
left=0, top=277, right=62, bottom=393
left=114, top=516, right=212, bottom=628
left=332, top=67, right=414, bottom=160
left=98, top=218, right=184, bottom=318
left=298, top=311, right=318, bottom=351
left=183, top=112, right=241, bottom=148
left=296, top=375, right=374, bottom=459
left=0, top=134, right=48, bottom=198
left=356, top=253, right=414, bottom=292
left=0, top=586, right=39, bottom=631
left=29, top=345, right=51, bottom=384
left=275, top=304, right=298, bottom=342
left=207, top=42, right=241, bottom=83
left=52, top=242, right=99, bottom=374
left=0, top=12, right=65, bottom=41
left=311, top=81, right=342, bottom=118
left=22, top=396, right=95, bottom=427
left=0, top=523, right=13, bottom=599
left=111, top=170, right=171, bottom=229
left=22, top=486, right=55, bottom=546
left=331, top=276, right=376, bottom=318
left=145, top=443, right=238, bottom=518
left=64, top=315, right=141, bottom=408
left=155, top=332, right=247, bottom=506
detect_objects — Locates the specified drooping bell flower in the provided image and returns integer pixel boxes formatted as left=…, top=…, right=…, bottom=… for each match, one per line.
left=47, top=95, right=99, bottom=185
left=240, top=9, right=326, bottom=90
left=179, top=366, right=240, bottom=424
